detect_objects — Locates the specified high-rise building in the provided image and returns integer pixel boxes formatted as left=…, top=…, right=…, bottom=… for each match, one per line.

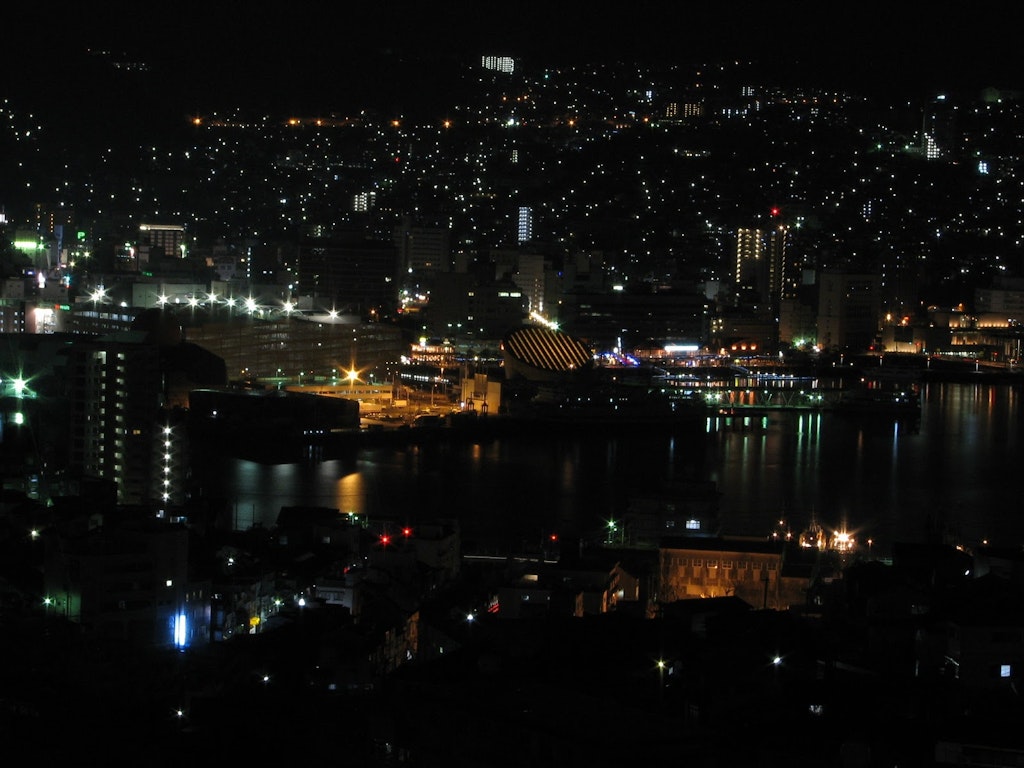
left=767, top=222, right=798, bottom=310
left=481, top=56, right=515, bottom=74
left=65, top=321, right=227, bottom=506
left=735, top=223, right=794, bottom=315
left=67, top=337, right=175, bottom=505
left=353, top=191, right=377, bottom=212
left=517, top=207, right=533, bottom=244
left=734, top=227, right=769, bottom=310
left=921, top=94, right=959, bottom=160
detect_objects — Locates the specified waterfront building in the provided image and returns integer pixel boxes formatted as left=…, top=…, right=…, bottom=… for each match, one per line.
left=187, top=387, right=360, bottom=462
left=31, top=290, right=407, bottom=396
left=816, top=268, right=882, bottom=352
left=500, top=324, right=594, bottom=383
left=179, top=308, right=406, bottom=384
left=65, top=322, right=226, bottom=506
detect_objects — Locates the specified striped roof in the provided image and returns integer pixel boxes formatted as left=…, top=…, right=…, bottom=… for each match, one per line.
left=501, top=326, right=593, bottom=373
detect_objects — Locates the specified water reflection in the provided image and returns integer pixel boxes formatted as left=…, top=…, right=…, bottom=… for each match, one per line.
left=192, top=382, right=1024, bottom=559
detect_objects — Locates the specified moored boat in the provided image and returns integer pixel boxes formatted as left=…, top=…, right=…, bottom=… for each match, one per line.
left=833, top=386, right=920, bottom=417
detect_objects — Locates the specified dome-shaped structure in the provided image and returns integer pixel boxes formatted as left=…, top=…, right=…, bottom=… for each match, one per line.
left=130, top=307, right=185, bottom=346
left=500, top=325, right=594, bottom=382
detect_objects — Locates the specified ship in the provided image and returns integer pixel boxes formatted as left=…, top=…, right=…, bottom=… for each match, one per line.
left=833, top=386, right=920, bottom=418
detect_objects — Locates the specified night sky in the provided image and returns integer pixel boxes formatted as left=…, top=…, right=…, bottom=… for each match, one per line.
left=4, top=2, right=1022, bottom=119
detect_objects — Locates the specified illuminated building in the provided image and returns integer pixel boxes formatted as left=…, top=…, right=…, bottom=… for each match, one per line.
left=55, top=296, right=406, bottom=386
left=517, top=206, right=533, bottom=244
left=658, top=536, right=809, bottom=610
left=735, top=222, right=793, bottom=314
left=734, top=227, right=765, bottom=289
left=921, top=93, right=959, bottom=160
left=353, top=190, right=377, bottom=212
left=66, top=316, right=227, bottom=506
left=179, top=309, right=405, bottom=383
left=481, top=55, right=515, bottom=74
left=136, top=222, right=188, bottom=268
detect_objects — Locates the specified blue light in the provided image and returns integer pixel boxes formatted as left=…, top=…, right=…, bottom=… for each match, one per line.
left=174, top=613, right=188, bottom=647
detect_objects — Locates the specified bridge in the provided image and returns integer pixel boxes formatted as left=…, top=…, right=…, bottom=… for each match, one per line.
left=695, top=386, right=837, bottom=411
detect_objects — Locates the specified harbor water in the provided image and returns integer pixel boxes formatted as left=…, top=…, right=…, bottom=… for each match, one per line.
left=189, top=381, right=1024, bottom=560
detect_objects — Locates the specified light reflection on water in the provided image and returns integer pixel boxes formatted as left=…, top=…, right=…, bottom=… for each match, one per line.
left=193, top=382, right=1024, bottom=558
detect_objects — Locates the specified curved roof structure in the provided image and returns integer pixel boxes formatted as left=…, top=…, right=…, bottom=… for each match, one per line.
left=501, top=326, right=594, bottom=382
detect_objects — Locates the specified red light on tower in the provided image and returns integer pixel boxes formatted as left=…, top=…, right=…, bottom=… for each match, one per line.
left=402, top=527, right=412, bottom=538
left=770, top=206, right=781, bottom=217
left=380, top=534, right=391, bottom=546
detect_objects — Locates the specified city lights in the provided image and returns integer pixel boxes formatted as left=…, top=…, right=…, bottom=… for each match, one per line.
left=3, top=16, right=1023, bottom=757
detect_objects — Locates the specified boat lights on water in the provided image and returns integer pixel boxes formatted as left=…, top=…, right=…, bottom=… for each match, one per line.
left=772, top=517, right=859, bottom=553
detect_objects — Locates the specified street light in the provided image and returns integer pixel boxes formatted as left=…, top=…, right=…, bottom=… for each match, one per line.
left=606, top=519, right=619, bottom=545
